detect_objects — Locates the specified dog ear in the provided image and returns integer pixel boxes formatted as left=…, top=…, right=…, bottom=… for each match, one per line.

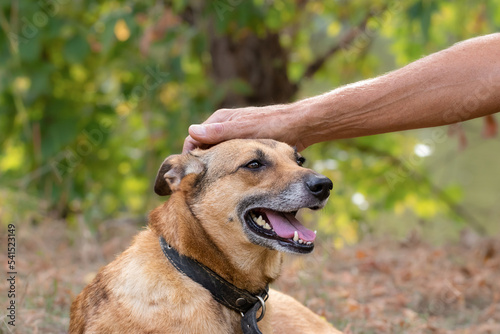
left=154, top=153, right=205, bottom=196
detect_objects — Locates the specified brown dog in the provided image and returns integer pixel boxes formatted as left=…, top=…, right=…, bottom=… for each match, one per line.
left=70, top=139, right=342, bottom=334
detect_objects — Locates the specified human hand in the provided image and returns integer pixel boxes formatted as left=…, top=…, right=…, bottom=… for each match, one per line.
left=182, top=105, right=307, bottom=152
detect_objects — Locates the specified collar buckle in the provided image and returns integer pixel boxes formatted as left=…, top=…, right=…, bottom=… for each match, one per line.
left=255, top=295, right=266, bottom=322
left=240, top=291, right=267, bottom=321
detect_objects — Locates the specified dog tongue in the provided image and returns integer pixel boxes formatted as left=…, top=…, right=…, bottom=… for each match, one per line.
left=262, top=209, right=316, bottom=242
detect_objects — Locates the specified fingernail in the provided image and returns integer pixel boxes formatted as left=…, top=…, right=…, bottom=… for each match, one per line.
left=189, top=124, right=206, bottom=137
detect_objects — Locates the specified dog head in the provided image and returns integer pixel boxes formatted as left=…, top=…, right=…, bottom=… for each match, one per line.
left=154, top=139, right=332, bottom=255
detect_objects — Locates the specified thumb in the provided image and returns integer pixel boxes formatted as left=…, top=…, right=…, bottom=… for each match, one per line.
left=188, top=123, right=227, bottom=145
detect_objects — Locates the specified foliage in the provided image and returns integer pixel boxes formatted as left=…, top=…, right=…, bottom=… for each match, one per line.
left=1, top=0, right=499, bottom=241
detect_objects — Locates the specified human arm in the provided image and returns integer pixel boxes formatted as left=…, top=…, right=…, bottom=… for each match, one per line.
left=183, top=33, right=500, bottom=152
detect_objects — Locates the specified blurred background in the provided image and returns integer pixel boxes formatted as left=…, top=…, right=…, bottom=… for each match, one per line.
left=1, top=0, right=500, bottom=333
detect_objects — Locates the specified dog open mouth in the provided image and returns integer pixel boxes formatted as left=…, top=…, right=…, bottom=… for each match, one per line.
left=244, top=208, right=316, bottom=252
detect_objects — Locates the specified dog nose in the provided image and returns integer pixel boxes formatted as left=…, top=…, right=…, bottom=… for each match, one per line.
left=305, top=175, right=333, bottom=201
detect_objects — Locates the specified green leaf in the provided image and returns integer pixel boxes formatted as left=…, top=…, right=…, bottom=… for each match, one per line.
left=18, top=35, right=42, bottom=63
left=63, top=34, right=90, bottom=64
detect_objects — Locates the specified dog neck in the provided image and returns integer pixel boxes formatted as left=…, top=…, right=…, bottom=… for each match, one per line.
left=149, top=197, right=283, bottom=294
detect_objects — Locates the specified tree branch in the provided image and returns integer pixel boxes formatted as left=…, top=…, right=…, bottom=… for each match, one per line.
left=337, top=140, right=487, bottom=234
left=297, top=9, right=382, bottom=85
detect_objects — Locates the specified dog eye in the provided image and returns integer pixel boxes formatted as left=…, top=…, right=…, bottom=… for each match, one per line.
left=245, top=160, right=263, bottom=169
left=297, top=157, right=306, bottom=167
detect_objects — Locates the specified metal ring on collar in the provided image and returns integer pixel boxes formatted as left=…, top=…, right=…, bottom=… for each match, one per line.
left=255, top=295, right=266, bottom=322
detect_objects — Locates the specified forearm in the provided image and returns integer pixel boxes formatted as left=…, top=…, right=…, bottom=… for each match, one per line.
left=184, top=34, right=500, bottom=152
left=293, top=33, right=500, bottom=148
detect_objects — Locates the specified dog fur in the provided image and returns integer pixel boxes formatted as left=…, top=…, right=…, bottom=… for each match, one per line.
left=70, top=139, right=342, bottom=334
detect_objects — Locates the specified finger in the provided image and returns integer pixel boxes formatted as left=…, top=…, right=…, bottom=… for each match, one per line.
left=182, top=135, right=201, bottom=153
left=188, top=123, right=226, bottom=145
left=202, top=108, right=232, bottom=124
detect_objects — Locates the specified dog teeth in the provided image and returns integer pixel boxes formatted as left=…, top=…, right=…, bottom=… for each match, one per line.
left=314, top=230, right=317, bottom=235
left=252, top=215, right=264, bottom=226
left=291, top=231, right=312, bottom=245
left=251, top=213, right=274, bottom=231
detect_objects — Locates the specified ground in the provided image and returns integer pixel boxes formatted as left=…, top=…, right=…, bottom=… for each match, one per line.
left=1, top=218, right=499, bottom=334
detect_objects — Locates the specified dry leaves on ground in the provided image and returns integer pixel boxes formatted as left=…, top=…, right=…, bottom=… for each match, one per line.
left=1, top=220, right=499, bottom=334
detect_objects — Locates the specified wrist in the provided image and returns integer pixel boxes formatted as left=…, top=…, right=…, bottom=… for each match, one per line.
left=288, top=92, right=343, bottom=149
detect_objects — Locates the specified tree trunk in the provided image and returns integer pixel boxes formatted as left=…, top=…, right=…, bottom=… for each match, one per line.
left=209, top=32, right=298, bottom=108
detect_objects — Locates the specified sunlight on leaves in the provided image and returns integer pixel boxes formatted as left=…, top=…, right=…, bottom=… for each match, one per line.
left=1, top=0, right=496, bottom=240
left=327, top=21, right=341, bottom=37
left=116, top=102, right=132, bottom=116
left=114, top=19, right=131, bottom=41
left=14, top=76, right=31, bottom=93
left=0, top=144, right=24, bottom=172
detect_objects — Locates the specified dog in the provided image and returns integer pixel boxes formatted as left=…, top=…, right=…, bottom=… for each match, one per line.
left=70, top=139, right=342, bottom=334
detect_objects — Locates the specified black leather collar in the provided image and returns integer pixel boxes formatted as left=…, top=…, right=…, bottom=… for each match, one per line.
left=159, top=237, right=269, bottom=334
